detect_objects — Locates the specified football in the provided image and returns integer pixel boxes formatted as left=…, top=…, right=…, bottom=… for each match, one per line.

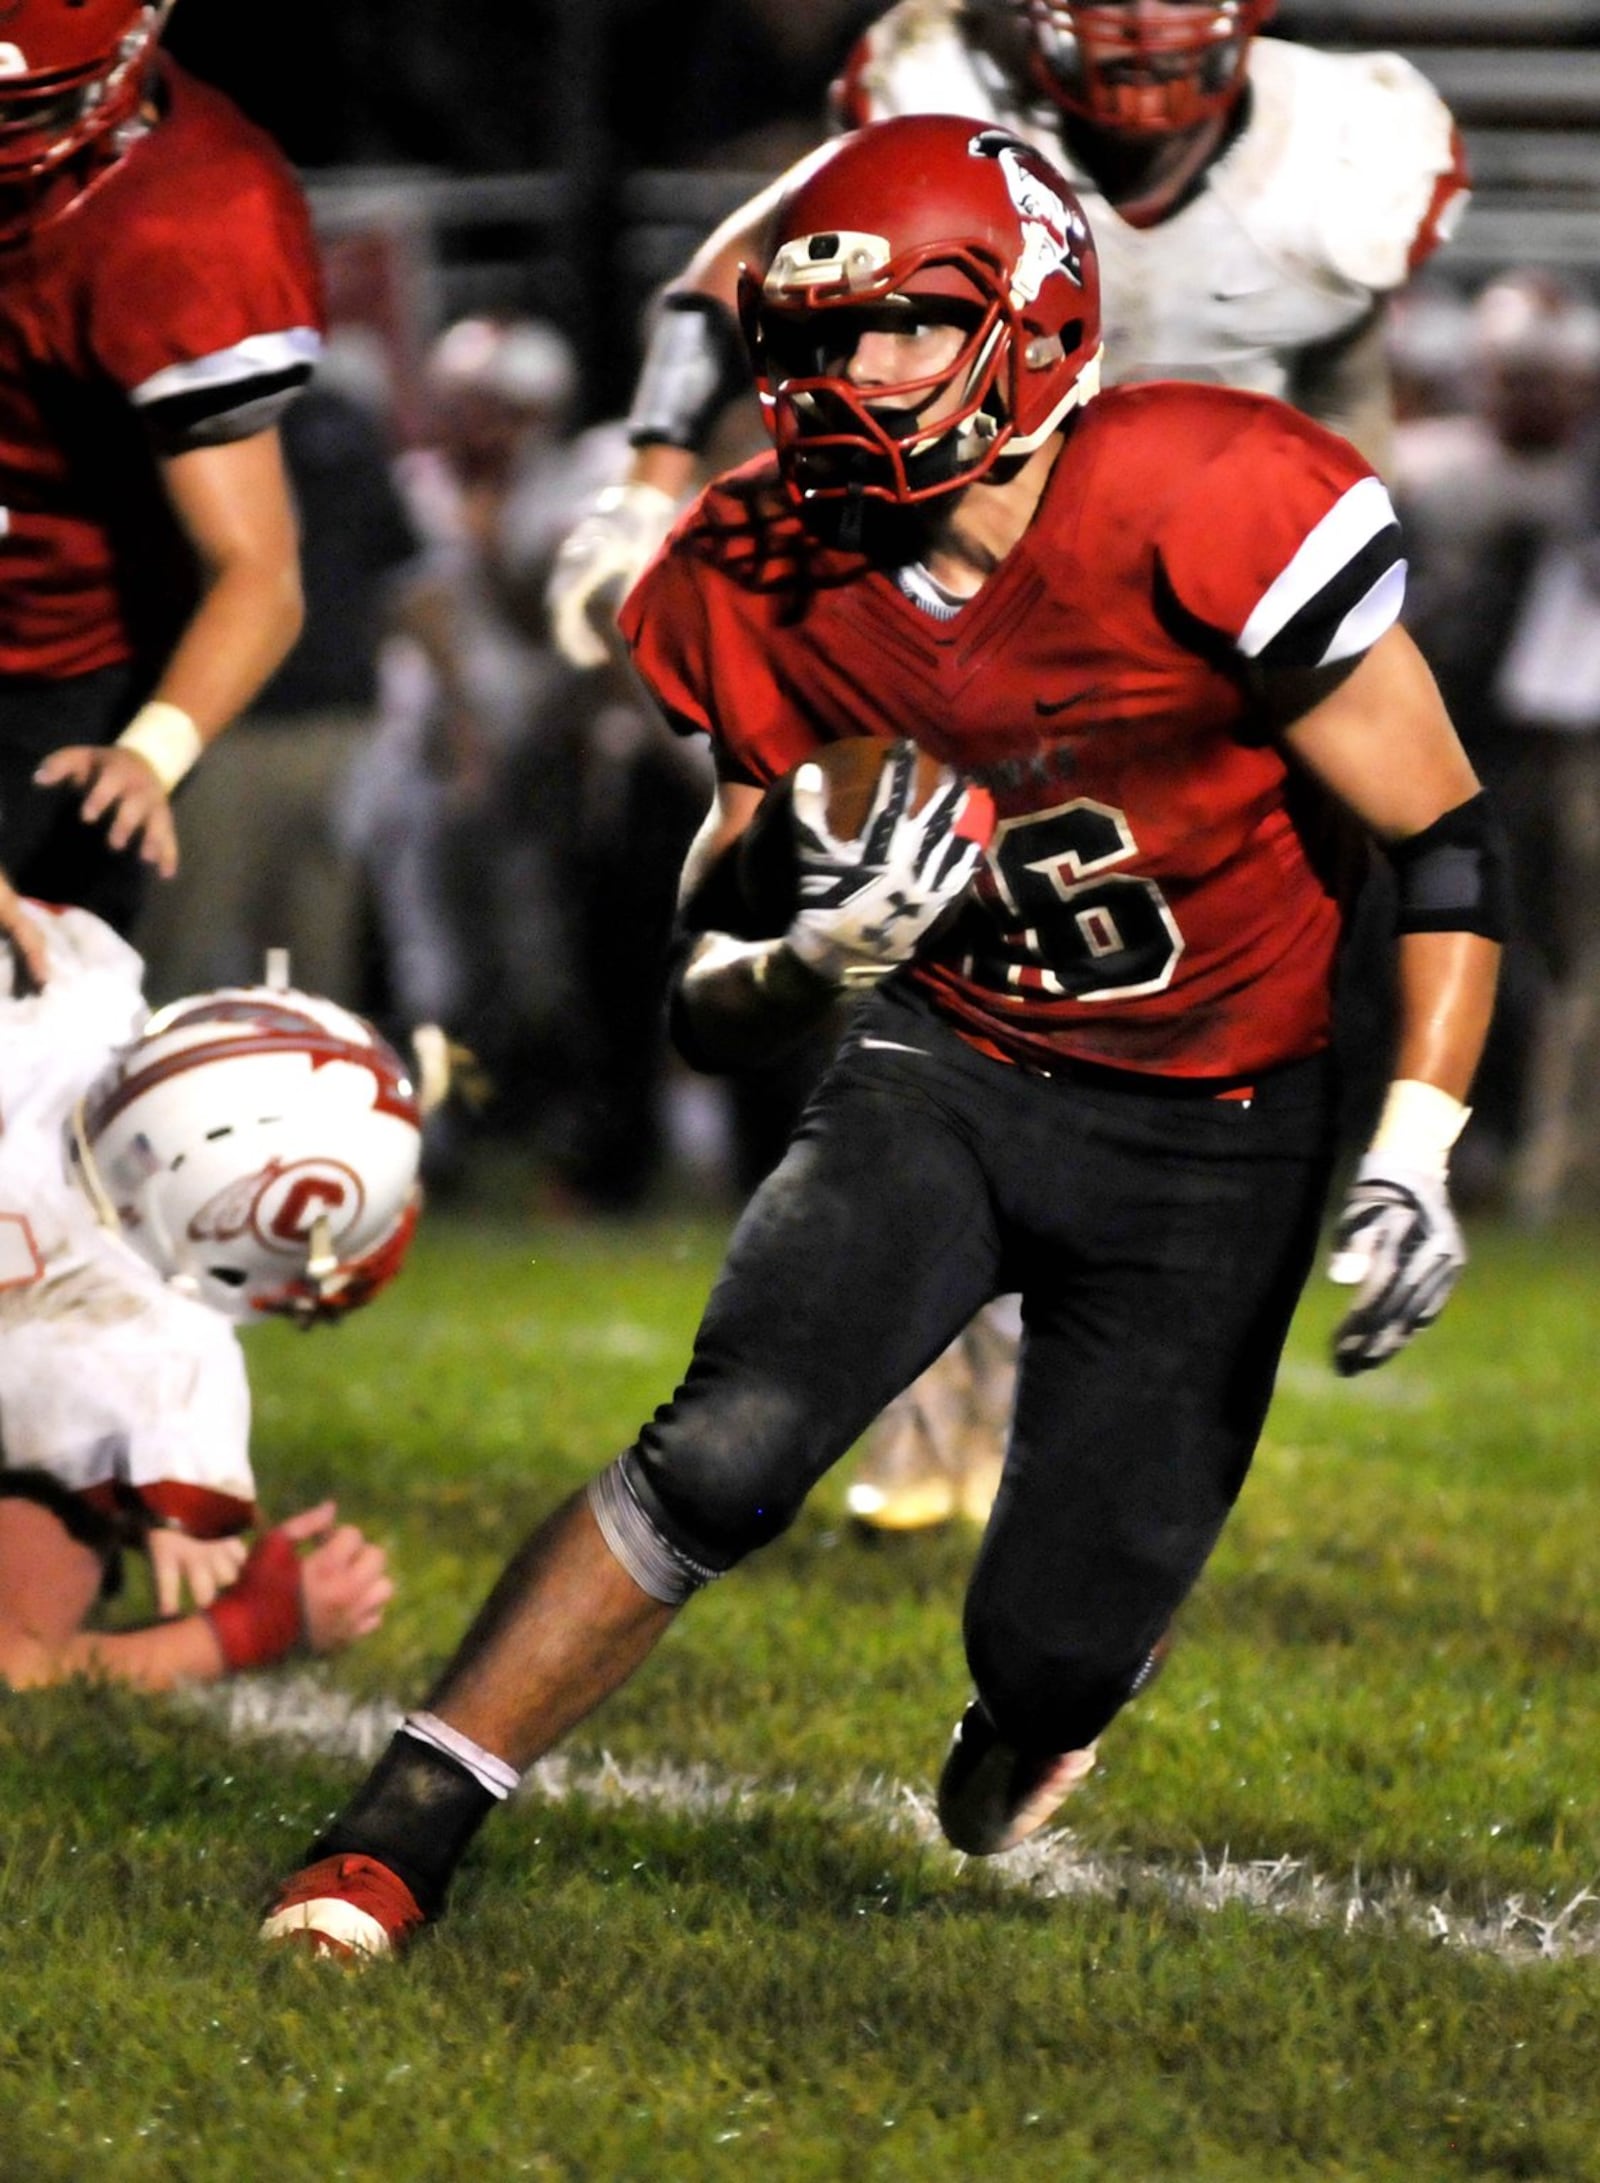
left=735, top=737, right=985, bottom=937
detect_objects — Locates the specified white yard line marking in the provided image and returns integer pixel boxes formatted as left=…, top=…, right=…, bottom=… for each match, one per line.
left=192, top=1674, right=1600, bottom=1966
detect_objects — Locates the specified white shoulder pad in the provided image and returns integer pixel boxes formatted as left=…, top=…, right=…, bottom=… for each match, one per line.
left=848, top=0, right=1019, bottom=126
left=1239, top=41, right=1464, bottom=295
left=0, top=909, right=146, bottom=1229
left=37, top=904, right=148, bottom=996
left=0, top=904, right=145, bottom=1044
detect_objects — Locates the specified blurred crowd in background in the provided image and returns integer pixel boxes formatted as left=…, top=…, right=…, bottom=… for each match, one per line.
left=129, top=1, right=1600, bottom=1225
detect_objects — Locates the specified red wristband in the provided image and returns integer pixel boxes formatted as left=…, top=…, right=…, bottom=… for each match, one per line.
left=204, top=1531, right=304, bottom=1671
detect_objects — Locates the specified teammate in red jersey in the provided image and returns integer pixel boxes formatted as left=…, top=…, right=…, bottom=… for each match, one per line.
left=260, top=119, right=1503, bottom=1958
left=0, top=0, right=320, bottom=933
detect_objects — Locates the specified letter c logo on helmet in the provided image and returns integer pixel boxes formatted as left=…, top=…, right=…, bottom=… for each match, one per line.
left=740, top=115, right=1103, bottom=516
left=70, top=983, right=424, bottom=1324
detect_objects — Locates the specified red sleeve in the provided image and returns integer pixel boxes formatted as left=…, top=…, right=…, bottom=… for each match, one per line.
left=86, top=72, right=323, bottom=432
left=620, top=535, right=717, bottom=742
left=1156, top=406, right=1405, bottom=671
left=621, top=505, right=829, bottom=789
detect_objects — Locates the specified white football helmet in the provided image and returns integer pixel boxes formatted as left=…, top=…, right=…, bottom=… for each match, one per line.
left=69, top=985, right=423, bottom=1323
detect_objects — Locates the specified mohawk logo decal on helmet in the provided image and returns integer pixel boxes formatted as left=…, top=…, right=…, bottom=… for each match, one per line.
left=971, top=130, right=1088, bottom=306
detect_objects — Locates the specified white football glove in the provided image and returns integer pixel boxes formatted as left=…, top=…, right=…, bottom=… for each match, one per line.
left=546, top=481, right=679, bottom=668
left=1327, top=1155, right=1466, bottom=1376
left=785, top=742, right=989, bottom=986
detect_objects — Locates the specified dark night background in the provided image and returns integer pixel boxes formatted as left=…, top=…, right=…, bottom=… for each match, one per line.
left=164, top=0, right=879, bottom=174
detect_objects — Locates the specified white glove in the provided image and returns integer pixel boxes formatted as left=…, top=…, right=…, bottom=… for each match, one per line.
left=546, top=481, right=679, bottom=668
left=785, top=742, right=989, bottom=986
left=1327, top=1154, right=1466, bottom=1375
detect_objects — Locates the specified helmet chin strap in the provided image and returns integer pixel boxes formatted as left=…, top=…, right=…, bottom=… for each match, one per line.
left=67, top=1099, right=119, bottom=1232
left=304, top=1214, right=339, bottom=1293
left=837, top=483, right=868, bottom=552
left=265, top=1213, right=341, bottom=1330
left=1007, top=345, right=1103, bottom=456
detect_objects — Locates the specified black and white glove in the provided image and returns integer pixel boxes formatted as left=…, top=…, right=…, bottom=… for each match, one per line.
left=785, top=743, right=990, bottom=986
left=1328, top=1154, right=1466, bottom=1376
left=546, top=481, right=679, bottom=668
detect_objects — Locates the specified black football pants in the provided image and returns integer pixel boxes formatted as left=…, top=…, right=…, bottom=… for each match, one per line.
left=622, top=979, right=1338, bottom=1756
left=1, top=664, right=151, bottom=935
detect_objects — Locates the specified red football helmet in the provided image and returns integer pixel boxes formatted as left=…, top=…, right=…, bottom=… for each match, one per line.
left=0, top=0, right=173, bottom=192
left=1021, top=2, right=1276, bottom=136
left=741, top=116, right=1102, bottom=513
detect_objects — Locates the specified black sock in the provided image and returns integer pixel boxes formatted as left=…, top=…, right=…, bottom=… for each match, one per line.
left=307, top=1730, right=499, bottom=1918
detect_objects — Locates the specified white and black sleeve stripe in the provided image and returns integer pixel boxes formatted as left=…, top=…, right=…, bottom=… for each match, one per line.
left=1237, top=475, right=1406, bottom=671
left=131, top=328, right=322, bottom=448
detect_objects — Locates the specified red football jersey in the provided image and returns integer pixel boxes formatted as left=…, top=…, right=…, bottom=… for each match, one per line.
left=0, top=60, right=324, bottom=680
left=623, top=384, right=1407, bottom=1082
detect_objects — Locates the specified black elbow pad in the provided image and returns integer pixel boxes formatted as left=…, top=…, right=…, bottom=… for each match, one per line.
left=1387, top=790, right=1511, bottom=942
left=627, top=294, right=749, bottom=454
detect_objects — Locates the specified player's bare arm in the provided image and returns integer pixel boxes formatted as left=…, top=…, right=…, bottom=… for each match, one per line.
left=1277, top=621, right=1504, bottom=1371
left=0, top=1498, right=392, bottom=1695
left=1277, top=622, right=1501, bottom=1090
left=1282, top=623, right=1498, bottom=1110
left=33, top=428, right=303, bottom=878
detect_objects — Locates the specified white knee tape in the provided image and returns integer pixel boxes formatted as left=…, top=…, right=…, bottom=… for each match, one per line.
left=587, top=1459, right=721, bottom=1606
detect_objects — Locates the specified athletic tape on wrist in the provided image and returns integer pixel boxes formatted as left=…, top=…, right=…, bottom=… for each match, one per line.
left=116, top=701, right=203, bottom=793
left=1368, top=1078, right=1469, bottom=1177
left=203, top=1531, right=304, bottom=1671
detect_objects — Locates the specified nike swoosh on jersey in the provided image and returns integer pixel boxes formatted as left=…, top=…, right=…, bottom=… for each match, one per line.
left=1035, top=684, right=1109, bottom=718
left=858, top=1037, right=927, bottom=1056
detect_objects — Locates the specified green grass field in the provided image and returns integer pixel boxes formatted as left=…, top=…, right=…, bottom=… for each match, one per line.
left=3, top=1194, right=1599, bottom=2182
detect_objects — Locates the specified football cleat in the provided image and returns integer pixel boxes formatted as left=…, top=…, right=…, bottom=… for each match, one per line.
left=936, top=1701, right=1096, bottom=1855
left=258, top=1854, right=425, bottom=1962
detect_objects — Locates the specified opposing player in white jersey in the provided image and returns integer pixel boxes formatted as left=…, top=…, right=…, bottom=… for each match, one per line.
left=0, top=890, right=421, bottom=1691
left=551, top=0, right=1467, bottom=664
left=547, top=0, right=1469, bottom=1529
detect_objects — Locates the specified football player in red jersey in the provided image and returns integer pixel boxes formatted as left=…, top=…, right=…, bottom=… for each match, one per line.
left=0, top=0, right=320, bottom=934
left=548, top=0, right=1469, bottom=1535
left=260, top=119, right=1503, bottom=1958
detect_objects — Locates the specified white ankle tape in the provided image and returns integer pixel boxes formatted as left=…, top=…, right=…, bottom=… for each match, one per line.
left=401, top=1712, right=521, bottom=1801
